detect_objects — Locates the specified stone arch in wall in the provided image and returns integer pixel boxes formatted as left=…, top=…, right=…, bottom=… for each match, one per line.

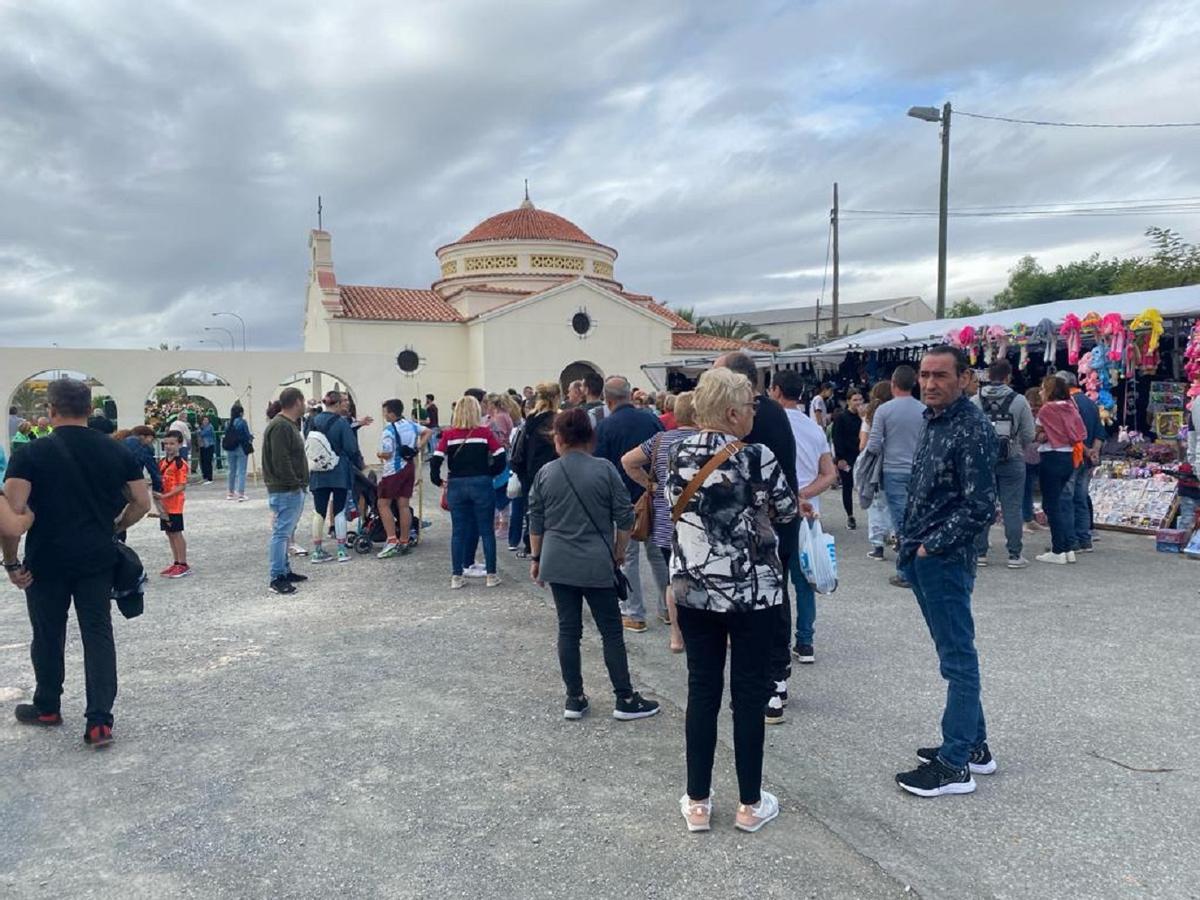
left=277, top=369, right=361, bottom=413
left=145, top=369, right=236, bottom=428
left=7, top=369, right=119, bottom=432
left=558, top=360, right=603, bottom=396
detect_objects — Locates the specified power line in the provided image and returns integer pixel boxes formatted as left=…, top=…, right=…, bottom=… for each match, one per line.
left=843, top=202, right=1200, bottom=220
left=956, top=110, right=1200, bottom=128
left=817, top=219, right=832, bottom=306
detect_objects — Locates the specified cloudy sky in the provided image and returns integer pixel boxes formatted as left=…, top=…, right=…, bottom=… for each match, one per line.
left=2, top=0, right=1198, bottom=349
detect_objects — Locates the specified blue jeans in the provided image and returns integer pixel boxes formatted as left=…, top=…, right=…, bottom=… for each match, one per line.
left=268, top=490, right=305, bottom=580
left=882, top=470, right=912, bottom=570
left=226, top=447, right=248, bottom=495
left=899, top=548, right=986, bottom=769
left=448, top=476, right=496, bottom=576
left=1022, top=461, right=1039, bottom=522
left=787, top=555, right=816, bottom=646
left=1038, top=453, right=1075, bottom=554
left=975, top=457, right=1025, bottom=558
left=507, top=493, right=526, bottom=548
left=1071, top=464, right=1094, bottom=548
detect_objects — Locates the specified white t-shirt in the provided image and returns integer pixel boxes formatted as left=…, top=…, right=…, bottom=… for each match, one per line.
left=379, top=418, right=427, bottom=477
left=172, top=418, right=192, bottom=445
left=809, top=395, right=827, bottom=424
left=785, top=407, right=830, bottom=513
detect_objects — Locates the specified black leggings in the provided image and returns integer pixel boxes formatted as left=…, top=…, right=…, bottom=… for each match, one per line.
left=199, top=446, right=215, bottom=482
left=677, top=605, right=774, bottom=805
left=550, top=583, right=632, bottom=699
left=840, top=468, right=855, bottom=517
left=311, top=487, right=348, bottom=523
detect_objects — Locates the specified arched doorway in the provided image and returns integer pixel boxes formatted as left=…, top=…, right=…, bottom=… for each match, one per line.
left=8, top=370, right=117, bottom=440
left=145, top=370, right=234, bottom=428
left=559, top=361, right=602, bottom=396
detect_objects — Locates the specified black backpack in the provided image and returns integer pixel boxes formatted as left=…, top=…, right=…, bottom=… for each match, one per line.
left=982, top=392, right=1018, bottom=462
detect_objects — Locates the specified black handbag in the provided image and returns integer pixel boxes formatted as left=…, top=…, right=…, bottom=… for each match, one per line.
left=559, top=463, right=631, bottom=602
left=48, top=435, right=147, bottom=618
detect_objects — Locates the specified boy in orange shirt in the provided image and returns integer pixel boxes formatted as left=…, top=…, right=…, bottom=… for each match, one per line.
left=156, top=431, right=191, bottom=577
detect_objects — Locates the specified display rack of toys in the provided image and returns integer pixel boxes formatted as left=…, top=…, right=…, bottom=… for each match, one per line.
left=1089, top=463, right=1178, bottom=533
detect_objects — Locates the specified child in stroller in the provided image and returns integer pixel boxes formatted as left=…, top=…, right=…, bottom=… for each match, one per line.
left=350, top=469, right=421, bottom=555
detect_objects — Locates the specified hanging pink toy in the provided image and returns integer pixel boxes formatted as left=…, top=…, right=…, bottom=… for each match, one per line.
left=1059, top=313, right=1082, bottom=365
left=957, top=325, right=977, bottom=365
left=985, top=325, right=1008, bottom=363
left=1101, top=313, right=1125, bottom=362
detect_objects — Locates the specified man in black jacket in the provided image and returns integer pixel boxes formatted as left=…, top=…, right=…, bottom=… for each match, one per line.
left=715, top=353, right=799, bottom=725
left=594, top=376, right=665, bottom=632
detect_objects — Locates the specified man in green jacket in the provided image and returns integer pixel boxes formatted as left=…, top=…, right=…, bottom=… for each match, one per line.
left=262, top=388, right=310, bottom=595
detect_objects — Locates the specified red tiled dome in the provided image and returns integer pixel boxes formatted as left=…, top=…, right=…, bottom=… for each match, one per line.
left=453, top=204, right=600, bottom=247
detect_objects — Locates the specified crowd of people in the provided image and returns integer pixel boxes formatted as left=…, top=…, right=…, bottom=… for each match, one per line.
left=1, top=346, right=1123, bottom=828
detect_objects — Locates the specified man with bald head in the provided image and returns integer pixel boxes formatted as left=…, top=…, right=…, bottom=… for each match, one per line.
left=594, top=375, right=667, bottom=632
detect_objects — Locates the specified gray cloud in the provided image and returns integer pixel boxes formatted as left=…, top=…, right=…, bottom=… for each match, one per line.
left=0, top=0, right=1197, bottom=355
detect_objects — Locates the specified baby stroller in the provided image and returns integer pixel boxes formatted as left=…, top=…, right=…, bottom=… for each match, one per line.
left=351, top=468, right=422, bottom=554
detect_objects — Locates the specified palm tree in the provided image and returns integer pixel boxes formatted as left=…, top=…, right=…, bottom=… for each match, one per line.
left=673, top=306, right=705, bottom=329
left=700, top=317, right=773, bottom=343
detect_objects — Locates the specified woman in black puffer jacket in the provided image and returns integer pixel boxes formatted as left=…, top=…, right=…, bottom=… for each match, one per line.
left=511, top=382, right=560, bottom=556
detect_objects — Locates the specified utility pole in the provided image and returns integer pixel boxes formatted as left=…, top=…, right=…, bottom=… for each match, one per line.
left=831, top=182, right=840, bottom=338
left=936, top=102, right=951, bottom=318
left=814, top=294, right=821, bottom=348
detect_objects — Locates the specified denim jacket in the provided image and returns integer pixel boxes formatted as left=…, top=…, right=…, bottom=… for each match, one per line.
left=898, top=395, right=997, bottom=565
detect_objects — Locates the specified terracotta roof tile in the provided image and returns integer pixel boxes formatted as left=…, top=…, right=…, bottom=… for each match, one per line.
left=337, top=285, right=463, bottom=322
left=672, top=333, right=777, bottom=353
left=450, top=207, right=603, bottom=247
left=617, top=292, right=695, bottom=331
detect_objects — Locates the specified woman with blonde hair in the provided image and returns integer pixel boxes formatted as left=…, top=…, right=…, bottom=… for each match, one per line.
left=510, top=382, right=561, bottom=557
left=668, top=367, right=800, bottom=834
left=620, top=391, right=697, bottom=652
left=431, top=395, right=508, bottom=588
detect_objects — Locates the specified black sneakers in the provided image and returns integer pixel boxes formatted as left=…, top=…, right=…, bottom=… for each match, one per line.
left=888, top=574, right=912, bottom=589
left=563, top=695, right=589, bottom=720
left=285, top=571, right=308, bottom=582
left=764, top=683, right=786, bottom=725
left=916, top=742, right=997, bottom=775
left=15, top=703, right=62, bottom=726
left=269, top=577, right=297, bottom=595
left=896, top=757, right=975, bottom=797
left=866, top=547, right=885, bottom=561
left=792, top=644, right=815, bottom=664
left=847, top=516, right=857, bottom=530
left=612, top=692, right=660, bottom=720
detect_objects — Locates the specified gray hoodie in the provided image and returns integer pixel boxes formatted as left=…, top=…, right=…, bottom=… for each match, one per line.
left=972, top=383, right=1035, bottom=459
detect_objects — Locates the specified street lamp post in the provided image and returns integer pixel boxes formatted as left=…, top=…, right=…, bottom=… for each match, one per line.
left=203, top=327, right=233, bottom=351
left=212, top=311, right=247, bottom=351
left=907, top=101, right=952, bottom=319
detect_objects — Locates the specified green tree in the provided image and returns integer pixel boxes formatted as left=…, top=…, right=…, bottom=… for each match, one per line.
left=947, top=297, right=985, bottom=318
left=699, top=318, right=773, bottom=343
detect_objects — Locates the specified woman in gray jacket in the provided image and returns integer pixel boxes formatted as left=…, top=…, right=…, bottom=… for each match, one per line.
left=527, top=409, right=660, bottom=723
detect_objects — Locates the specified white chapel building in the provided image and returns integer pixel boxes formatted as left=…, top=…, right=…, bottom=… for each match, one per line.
left=302, top=193, right=772, bottom=400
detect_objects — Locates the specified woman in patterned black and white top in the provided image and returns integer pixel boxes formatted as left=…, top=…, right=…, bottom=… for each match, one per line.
left=666, top=367, right=800, bottom=835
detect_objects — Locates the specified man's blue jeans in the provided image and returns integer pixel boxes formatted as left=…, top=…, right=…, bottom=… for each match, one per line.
left=448, top=476, right=497, bottom=576
left=1071, top=464, right=1094, bottom=549
left=787, top=555, right=816, bottom=646
left=899, top=547, right=986, bottom=769
left=882, top=470, right=912, bottom=570
left=268, top=490, right=305, bottom=581
left=974, top=457, right=1025, bottom=558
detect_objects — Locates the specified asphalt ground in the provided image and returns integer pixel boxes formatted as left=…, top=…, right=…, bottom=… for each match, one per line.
left=0, top=476, right=1195, bottom=899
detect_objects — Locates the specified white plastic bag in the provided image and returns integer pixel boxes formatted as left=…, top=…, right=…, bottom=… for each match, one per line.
left=506, top=471, right=523, bottom=499
left=798, top=518, right=838, bottom=595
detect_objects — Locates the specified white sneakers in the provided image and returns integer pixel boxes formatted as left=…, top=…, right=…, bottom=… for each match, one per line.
left=450, top=575, right=466, bottom=589
left=1036, top=551, right=1068, bottom=565
left=681, top=790, right=780, bottom=833
left=485, top=574, right=501, bottom=588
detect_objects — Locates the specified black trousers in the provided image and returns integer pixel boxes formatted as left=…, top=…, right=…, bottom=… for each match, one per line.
left=677, top=605, right=774, bottom=805
left=200, top=446, right=215, bottom=482
left=549, top=583, right=632, bottom=699
left=26, top=569, right=117, bottom=726
left=840, top=469, right=855, bottom=517
left=769, top=521, right=798, bottom=685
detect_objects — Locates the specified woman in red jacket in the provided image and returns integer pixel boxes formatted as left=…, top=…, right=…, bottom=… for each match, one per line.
left=1034, top=376, right=1086, bottom=564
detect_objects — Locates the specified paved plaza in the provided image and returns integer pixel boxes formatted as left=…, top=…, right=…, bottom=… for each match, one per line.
left=0, top=478, right=1195, bottom=899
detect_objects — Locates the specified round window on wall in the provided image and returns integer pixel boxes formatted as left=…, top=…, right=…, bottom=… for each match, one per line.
left=396, top=349, right=420, bottom=373
left=571, top=311, right=592, bottom=336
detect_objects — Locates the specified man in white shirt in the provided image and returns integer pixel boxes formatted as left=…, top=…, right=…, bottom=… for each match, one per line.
left=770, top=370, right=838, bottom=663
left=809, top=383, right=834, bottom=429
left=172, top=412, right=193, bottom=461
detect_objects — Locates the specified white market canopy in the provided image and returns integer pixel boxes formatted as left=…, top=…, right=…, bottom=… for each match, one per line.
left=786, top=283, right=1200, bottom=357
